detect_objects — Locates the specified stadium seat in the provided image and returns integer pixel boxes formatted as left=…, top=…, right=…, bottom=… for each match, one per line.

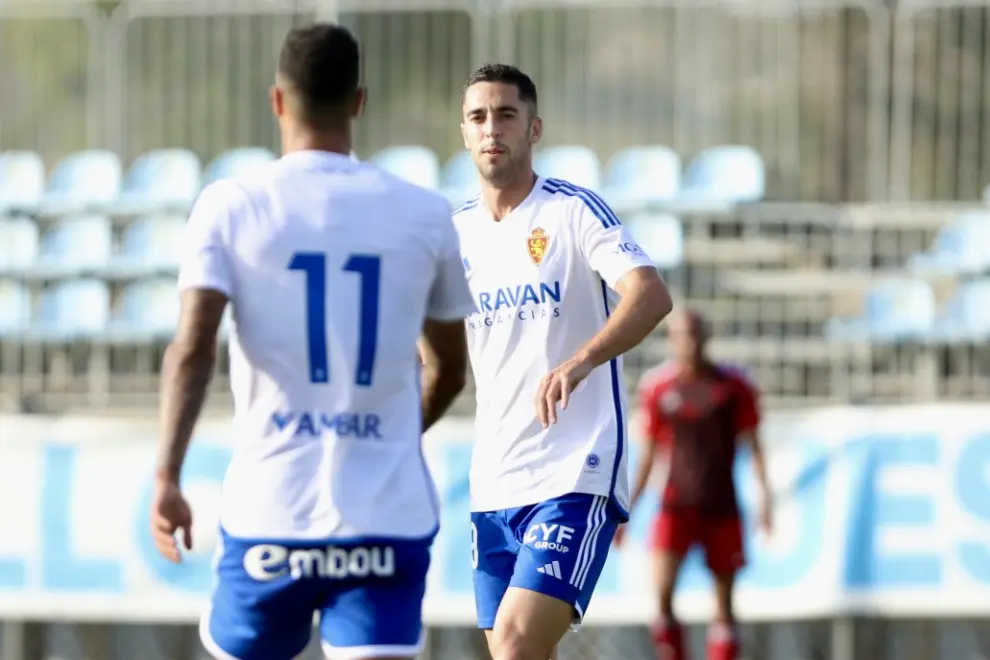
left=0, top=217, right=40, bottom=274
left=534, top=146, right=602, bottom=191
left=32, top=214, right=113, bottom=278
left=0, top=280, right=31, bottom=335
left=203, top=147, right=276, bottom=185
left=624, top=213, right=684, bottom=269
left=106, top=277, right=179, bottom=342
left=907, top=210, right=990, bottom=276
left=602, top=146, right=681, bottom=211
left=440, top=150, right=480, bottom=205
left=40, top=149, right=122, bottom=215
left=31, top=278, right=110, bottom=341
left=823, top=278, right=936, bottom=344
left=369, top=146, right=440, bottom=190
left=678, top=145, right=766, bottom=206
left=110, top=214, right=185, bottom=276
left=930, top=279, right=990, bottom=343
left=114, top=148, right=202, bottom=214
left=0, top=151, right=45, bottom=212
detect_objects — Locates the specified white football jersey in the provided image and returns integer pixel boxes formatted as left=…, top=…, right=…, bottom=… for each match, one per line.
left=177, top=150, right=476, bottom=541
left=453, top=176, right=656, bottom=516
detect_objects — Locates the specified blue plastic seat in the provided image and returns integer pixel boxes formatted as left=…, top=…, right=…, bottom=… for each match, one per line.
left=931, top=279, right=990, bottom=343
left=0, top=151, right=45, bottom=212
left=112, top=214, right=185, bottom=274
left=908, top=211, right=990, bottom=276
left=107, top=277, right=179, bottom=342
left=40, top=150, right=122, bottom=214
left=823, top=279, right=936, bottom=343
left=203, top=147, right=276, bottom=185
left=0, top=217, right=40, bottom=273
left=0, top=280, right=31, bottom=335
left=440, top=151, right=481, bottom=205
left=603, top=146, right=681, bottom=210
left=679, top=145, right=765, bottom=205
left=32, top=279, right=110, bottom=340
left=624, top=213, right=684, bottom=269
left=33, top=215, right=113, bottom=277
left=115, top=148, right=202, bottom=213
left=370, top=146, right=440, bottom=190
left=534, top=146, right=601, bottom=191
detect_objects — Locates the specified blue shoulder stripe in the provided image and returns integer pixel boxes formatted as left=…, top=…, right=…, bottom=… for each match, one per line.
left=453, top=196, right=480, bottom=215
left=541, top=178, right=621, bottom=229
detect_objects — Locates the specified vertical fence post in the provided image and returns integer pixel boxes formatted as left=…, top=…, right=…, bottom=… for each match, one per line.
left=831, top=617, right=856, bottom=660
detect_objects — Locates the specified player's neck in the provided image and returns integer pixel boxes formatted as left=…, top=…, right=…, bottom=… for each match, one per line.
left=280, top=127, right=352, bottom=158
left=482, top=171, right=538, bottom=222
left=681, top=358, right=714, bottom=377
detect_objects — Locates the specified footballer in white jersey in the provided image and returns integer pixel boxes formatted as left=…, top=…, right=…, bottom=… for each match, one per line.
left=151, top=24, right=474, bottom=660
left=446, top=64, right=673, bottom=659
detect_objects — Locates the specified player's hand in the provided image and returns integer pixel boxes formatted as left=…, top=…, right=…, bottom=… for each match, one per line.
left=612, top=523, right=628, bottom=548
left=535, top=357, right=594, bottom=427
left=151, top=478, right=194, bottom=563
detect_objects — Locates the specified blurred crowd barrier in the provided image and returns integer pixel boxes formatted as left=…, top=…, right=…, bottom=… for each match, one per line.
left=0, top=406, right=989, bottom=660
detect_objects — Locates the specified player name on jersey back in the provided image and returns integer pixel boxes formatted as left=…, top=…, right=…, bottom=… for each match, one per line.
left=452, top=177, right=656, bottom=517
left=270, top=410, right=381, bottom=440
left=178, top=150, right=475, bottom=541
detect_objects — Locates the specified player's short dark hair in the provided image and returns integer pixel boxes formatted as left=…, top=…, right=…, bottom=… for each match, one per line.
left=462, top=63, right=538, bottom=114
left=278, top=22, right=360, bottom=125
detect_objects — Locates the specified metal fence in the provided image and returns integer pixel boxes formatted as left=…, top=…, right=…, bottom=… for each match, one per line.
left=3, top=0, right=990, bottom=203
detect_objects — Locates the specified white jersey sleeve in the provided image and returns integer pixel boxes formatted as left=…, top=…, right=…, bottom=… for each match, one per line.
left=574, top=200, right=656, bottom=289
left=426, top=215, right=476, bottom=321
left=176, top=182, right=236, bottom=296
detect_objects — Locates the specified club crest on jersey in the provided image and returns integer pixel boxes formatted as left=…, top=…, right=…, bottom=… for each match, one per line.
left=527, top=227, right=550, bottom=265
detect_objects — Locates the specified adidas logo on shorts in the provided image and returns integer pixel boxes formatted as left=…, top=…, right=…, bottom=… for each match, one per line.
left=536, top=560, right=563, bottom=579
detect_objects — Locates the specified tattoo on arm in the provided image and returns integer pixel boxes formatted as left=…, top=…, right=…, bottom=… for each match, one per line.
left=156, top=289, right=227, bottom=483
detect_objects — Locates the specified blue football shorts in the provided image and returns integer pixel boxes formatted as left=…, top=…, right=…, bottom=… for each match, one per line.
left=199, top=527, right=432, bottom=660
left=471, top=493, right=621, bottom=631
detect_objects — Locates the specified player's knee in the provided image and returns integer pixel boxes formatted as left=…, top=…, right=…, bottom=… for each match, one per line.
left=490, top=637, right=548, bottom=660
left=490, top=624, right=556, bottom=660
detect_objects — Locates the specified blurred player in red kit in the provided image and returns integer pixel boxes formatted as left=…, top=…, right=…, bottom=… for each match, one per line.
left=614, top=309, right=772, bottom=660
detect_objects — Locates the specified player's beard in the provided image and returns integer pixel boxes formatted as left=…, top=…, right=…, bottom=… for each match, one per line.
left=477, top=131, right=531, bottom=189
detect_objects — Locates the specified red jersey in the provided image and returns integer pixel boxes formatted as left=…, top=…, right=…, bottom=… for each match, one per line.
left=638, top=361, right=760, bottom=517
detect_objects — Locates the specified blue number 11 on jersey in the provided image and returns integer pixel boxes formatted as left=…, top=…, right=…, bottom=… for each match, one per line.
left=288, top=252, right=382, bottom=386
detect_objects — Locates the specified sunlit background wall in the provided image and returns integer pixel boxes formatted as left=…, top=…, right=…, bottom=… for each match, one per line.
left=1, top=1, right=990, bottom=659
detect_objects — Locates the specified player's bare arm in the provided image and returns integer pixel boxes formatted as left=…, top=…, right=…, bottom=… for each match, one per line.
left=614, top=432, right=659, bottom=547
left=741, top=429, right=773, bottom=535
left=152, top=287, right=227, bottom=563
left=536, top=266, right=672, bottom=427
left=418, top=322, right=469, bottom=431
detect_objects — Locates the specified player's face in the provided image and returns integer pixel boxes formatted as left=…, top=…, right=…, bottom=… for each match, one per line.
left=461, top=82, right=541, bottom=188
left=668, top=313, right=706, bottom=363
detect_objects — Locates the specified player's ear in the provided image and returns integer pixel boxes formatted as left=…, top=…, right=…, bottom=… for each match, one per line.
left=269, top=85, right=283, bottom=119
left=529, top=115, right=543, bottom=145
left=460, top=121, right=469, bottom=149
left=351, top=86, right=367, bottom=119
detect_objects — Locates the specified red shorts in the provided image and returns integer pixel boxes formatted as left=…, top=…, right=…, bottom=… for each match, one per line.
left=650, top=507, right=745, bottom=574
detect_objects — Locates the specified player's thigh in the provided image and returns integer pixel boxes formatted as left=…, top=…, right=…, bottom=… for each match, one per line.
left=700, top=515, right=746, bottom=575
left=650, top=508, right=698, bottom=591
left=318, top=538, right=432, bottom=660
left=509, top=493, right=620, bottom=630
left=472, top=510, right=519, bottom=631
left=201, top=530, right=322, bottom=660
